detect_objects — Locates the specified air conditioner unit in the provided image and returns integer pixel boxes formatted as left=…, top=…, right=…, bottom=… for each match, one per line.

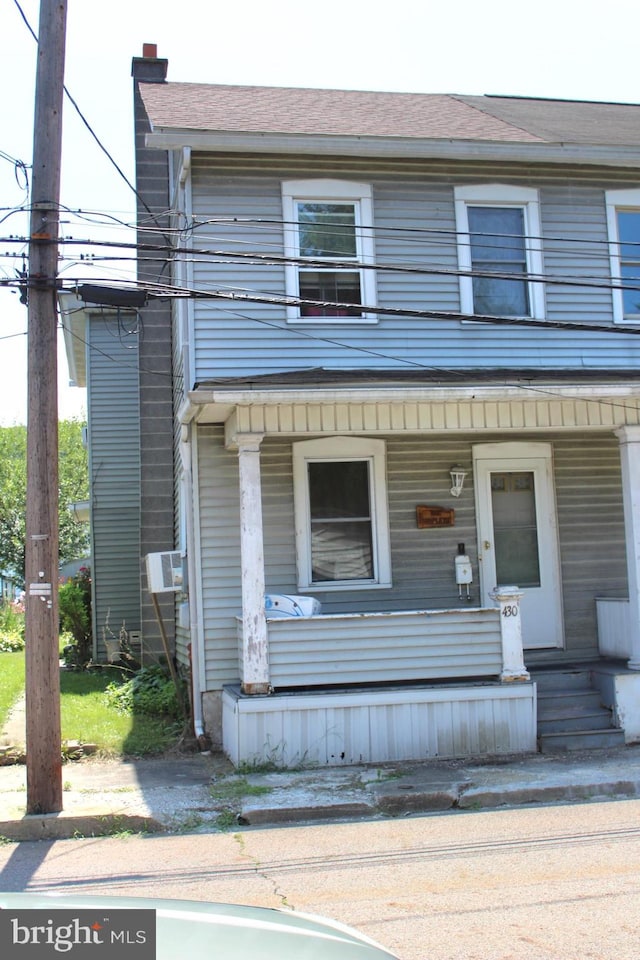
left=145, top=551, right=183, bottom=593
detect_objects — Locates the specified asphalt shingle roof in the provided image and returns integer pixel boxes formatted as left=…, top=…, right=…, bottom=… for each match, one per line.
left=138, top=81, right=640, bottom=146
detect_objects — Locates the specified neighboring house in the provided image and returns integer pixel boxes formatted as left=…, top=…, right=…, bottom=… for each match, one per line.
left=0, top=571, right=20, bottom=602
left=61, top=46, right=640, bottom=766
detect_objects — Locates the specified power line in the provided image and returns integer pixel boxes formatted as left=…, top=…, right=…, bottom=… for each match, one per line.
left=11, top=0, right=163, bottom=230
left=189, top=215, right=640, bottom=257
left=0, top=149, right=30, bottom=192
left=2, top=233, right=640, bottom=296
left=138, top=279, right=640, bottom=335
left=0, top=330, right=27, bottom=342
left=6, top=199, right=640, bottom=263
left=58, top=298, right=640, bottom=420
left=59, top=314, right=184, bottom=385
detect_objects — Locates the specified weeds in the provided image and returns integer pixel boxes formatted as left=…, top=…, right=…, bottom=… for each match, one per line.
left=209, top=777, right=273, bottom=831
left=174, top=813, right=204, bottom=833
left=59, top=668, right=182, bottom=756
left=214, top=810, right=238, bottom=831
left=103, top=666, right=186, bottom=721
left=235, top=742, right=314, bottom=774
left=210, top=777, right=273, bottom=803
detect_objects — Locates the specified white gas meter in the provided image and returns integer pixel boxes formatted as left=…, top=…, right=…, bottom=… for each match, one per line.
left=455, top=543, right=473, bottom=599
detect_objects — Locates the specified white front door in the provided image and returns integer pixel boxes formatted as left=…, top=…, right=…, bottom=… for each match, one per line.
left=473, top=441, right=564, bottom=649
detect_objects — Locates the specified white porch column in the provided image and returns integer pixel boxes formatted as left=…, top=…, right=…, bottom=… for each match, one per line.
left=491, top=586, right=530, bottom=682
left=615, top=426, right=640, bottom=670
left=236, top=433, right=270, bottom=694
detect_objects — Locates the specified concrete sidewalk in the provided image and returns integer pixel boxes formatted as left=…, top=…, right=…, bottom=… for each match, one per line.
left=1, top=744, right=640, bottom=841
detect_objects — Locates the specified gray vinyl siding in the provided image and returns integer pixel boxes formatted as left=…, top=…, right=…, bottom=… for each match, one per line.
left=187, top=159, right=640, bottom=383
left=541, top=186, right=613, bottom=326
left=266, top=609, right=502, bottom=687
left=373, top=183, right=460, bottom=314
left=553, top=433, right=627, bottom=659
left=196, top=426, right=243, bottom=689
left=197, top=427, right=627, bottom=692
left=86, top=316, right=141, bottom=657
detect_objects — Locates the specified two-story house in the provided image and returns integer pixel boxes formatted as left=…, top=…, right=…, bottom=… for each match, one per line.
left=61, top=46, right=640, bottom=767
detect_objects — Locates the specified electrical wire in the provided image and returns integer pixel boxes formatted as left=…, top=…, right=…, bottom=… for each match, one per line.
left=59, top=314, right=184, bottom=385
left=2, top=233, right=640, bottom=297
left=0, top=150, right=30, bottom=193
left=57, top=297, right=640, bottom=419
left=11, top=0, right=166, bottom=236
left=0, top=330, right=27, bottom=342
left=188, top=215, right=640, bottom=257
left=136, top=278, right=640, bottom=335
left=202, top=301, right=640, bottom=418
left=6, top=198, right=640, bottom=265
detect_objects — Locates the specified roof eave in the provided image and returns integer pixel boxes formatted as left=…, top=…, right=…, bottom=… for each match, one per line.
left=58, top=293, right=88, bottom=388
left=144, top=128, right=640, bottom=168
left=189, top=373, right=638, bottom=423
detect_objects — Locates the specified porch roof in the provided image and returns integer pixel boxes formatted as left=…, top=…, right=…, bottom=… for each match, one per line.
left=182, top=376, right=640, bottom=437
left=194, top=368, right=640, bottom=390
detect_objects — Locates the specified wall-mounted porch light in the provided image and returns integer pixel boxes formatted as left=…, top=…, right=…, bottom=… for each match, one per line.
left=449, top=465, right=468, bottom=498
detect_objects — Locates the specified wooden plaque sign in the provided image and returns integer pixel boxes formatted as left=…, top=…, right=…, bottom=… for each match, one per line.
left=416, top=505, right=455, bottom=528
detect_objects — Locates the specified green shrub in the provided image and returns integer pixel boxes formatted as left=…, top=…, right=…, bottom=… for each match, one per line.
left=104, top=665, right=186, bottom=720
left=59, top=566, right=92, bottom=667
left=0, top=600, right=25, bottom=652
left=0, top=633, right=24, bottom=653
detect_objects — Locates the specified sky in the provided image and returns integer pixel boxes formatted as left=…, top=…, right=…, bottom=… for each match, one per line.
left=1, top=0, right=639, bottom=426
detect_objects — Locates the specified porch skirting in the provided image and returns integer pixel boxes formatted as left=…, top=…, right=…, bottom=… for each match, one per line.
left=222, top=681, right=537, bottom=768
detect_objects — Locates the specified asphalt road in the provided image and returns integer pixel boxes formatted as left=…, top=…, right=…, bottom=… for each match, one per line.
left=0, top=798, right=639, bottom=959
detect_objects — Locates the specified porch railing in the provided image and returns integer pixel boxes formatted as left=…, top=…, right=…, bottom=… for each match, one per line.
left=239, top=606, right=503, bottom=689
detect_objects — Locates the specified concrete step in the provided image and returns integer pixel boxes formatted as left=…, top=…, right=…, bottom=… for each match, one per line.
left=537, top=690, right=604, bottom=714
left=530, top=668, right=593, bottom=691
left=539, top=727, right=627, bottom=753
left=538, top=709, right=617, bottom=734
left=532, top=667, right=625, bottom=751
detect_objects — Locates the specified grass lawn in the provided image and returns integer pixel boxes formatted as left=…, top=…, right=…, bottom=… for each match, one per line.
left=60, top=669, right=183, bottom=757
left=0, top=654, right=182, bottom=757
left=0, top=652, right=25, bottom=730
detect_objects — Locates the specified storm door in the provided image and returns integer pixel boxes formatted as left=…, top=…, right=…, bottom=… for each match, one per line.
left=473, top=442, right=563, bottom=649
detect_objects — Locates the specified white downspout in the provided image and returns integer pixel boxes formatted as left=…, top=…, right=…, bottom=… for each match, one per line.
left=179, top=423, right=206, bottom=745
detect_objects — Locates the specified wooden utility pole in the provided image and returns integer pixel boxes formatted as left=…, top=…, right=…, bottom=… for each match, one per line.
left=25, top=0, right=67, bottom=814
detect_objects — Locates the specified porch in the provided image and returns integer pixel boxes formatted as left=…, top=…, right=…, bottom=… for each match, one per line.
left=222, top=680, right=536, bottom=768
left=193, top=388, right=640, bottom=762
left=223, top=593, right=537, bottom=767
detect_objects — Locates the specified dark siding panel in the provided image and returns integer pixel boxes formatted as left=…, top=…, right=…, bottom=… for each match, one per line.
left=87, top=317, right=141, bottom=656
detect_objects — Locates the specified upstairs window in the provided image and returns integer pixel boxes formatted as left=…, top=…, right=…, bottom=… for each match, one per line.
left=606, top=189, right=640, bottom=323
left=455, top=185, right=545, bottom=319
left=293, top=437, right=391, bottom=590
left=282, top=180, right=377, bottom=322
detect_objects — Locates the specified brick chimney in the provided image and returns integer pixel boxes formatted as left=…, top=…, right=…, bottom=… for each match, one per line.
left=131, top=43, right=168, bottom=83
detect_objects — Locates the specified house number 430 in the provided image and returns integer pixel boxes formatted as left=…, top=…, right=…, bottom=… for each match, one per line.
left=501, top=605, right=519, bottom=618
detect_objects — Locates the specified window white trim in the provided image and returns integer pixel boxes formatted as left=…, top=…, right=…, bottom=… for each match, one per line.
left=454, top=184, right=545, bottom=320
left=282, top=179, right=377, bottom=323
left=606, top=188, right=640, bottom=324
left=293, top=436, right=391, bottom=591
